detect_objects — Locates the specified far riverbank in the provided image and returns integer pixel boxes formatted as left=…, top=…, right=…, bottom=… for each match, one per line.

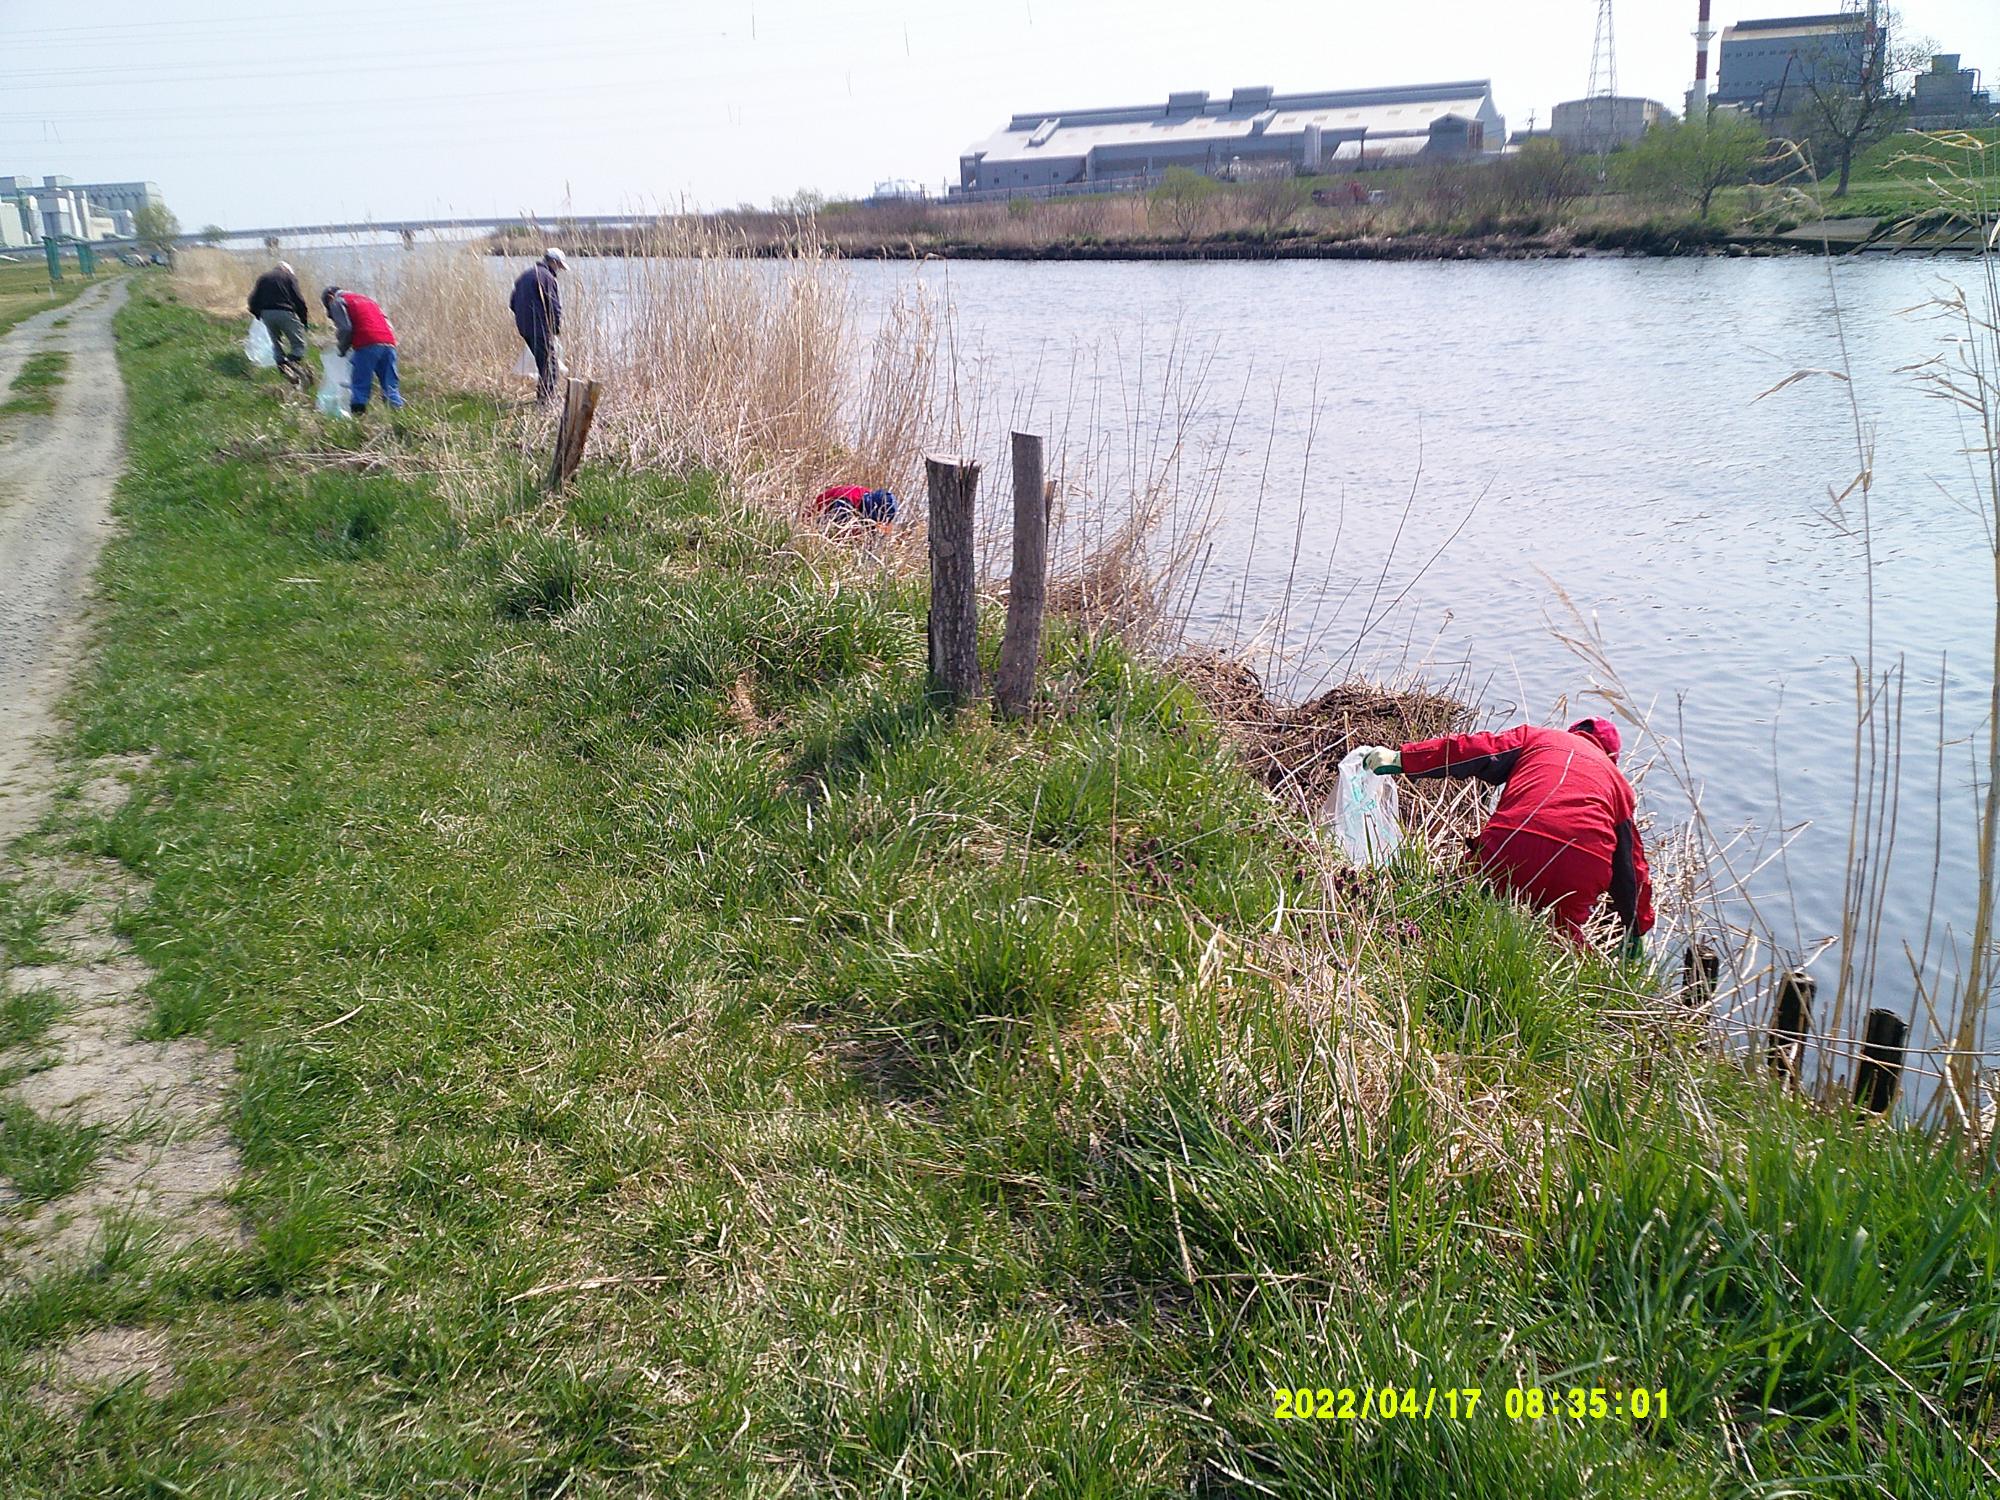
left=491, top=218, right=1988, bottom=263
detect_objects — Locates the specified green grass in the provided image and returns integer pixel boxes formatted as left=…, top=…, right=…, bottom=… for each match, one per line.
left=0, top=261, right=98, bottom=342
left=0, top=278, right=1994, bottom=1495
left=0, top=350, right=71, bottom=417
left=1779, top=127, right=2000, bottom=226
left=0, top=875, right=79, bottom=968
left=0, top=1101, right=102, bottom=1205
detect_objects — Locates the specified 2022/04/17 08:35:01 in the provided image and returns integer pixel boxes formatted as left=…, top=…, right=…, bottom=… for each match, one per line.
left=1270, top=1387, right=1671, bottom=1421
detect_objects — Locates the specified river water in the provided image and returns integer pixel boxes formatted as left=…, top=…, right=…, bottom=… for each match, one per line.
left=825, top=255, right=1997, bottom=1063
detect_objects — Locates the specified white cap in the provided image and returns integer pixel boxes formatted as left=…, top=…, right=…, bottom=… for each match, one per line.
left=544, top=247, right=567, bottom=266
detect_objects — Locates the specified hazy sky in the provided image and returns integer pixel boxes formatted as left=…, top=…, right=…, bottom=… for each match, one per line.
left=2, top=0, right=1995, bottom=229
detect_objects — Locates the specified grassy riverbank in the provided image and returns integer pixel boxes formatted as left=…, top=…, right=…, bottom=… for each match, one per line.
left=3, top=281, right=1997, bottom=1495
left=494, top=200, right=1738, bottom=265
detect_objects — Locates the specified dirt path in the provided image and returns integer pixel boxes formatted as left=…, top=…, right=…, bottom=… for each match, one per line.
left=0, top=280, right=240, bottom=1408
left=0, top=282, right=129, bottom=845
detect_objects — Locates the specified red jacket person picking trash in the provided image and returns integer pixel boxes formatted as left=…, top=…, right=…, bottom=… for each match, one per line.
left=1356, top=717, right=1654, bottom=956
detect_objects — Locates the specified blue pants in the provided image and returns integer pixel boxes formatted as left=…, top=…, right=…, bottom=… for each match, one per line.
left=348, top=343, right=403, bottom=413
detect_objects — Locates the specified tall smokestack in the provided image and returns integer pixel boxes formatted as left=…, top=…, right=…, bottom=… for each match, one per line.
left=1688, top=0, right=1715, bottom=118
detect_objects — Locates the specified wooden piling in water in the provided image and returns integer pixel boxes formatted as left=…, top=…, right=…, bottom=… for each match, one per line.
left=546, top=377, right=602, bottom=491
left=993, top=432, right=1048, bottom=719
left=1768, top=969, right=1815, bottom=1083
left=925, top=455, right=982, bottom=705
left=1853, top=1008, right=1909, bottom=1114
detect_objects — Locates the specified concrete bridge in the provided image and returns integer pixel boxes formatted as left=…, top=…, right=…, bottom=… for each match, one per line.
left=177, top=213, right=659, bottom=247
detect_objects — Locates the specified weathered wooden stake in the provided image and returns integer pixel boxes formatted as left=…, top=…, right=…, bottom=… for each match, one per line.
left=993, top=431, right=1049, bottom=719
left=1681, top=940, right=1721, bottom=1009
left=1768, top=968, right=1815, bottom=1083
left=925, top=454, right=982, bottom=705
left=546, top=376, right=603, bottom=491
left=1853, top=1007, right=1910, bottom=1114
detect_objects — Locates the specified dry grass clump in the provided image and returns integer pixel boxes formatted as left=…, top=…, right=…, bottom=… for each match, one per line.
left=169, top=248, right=256, bottom=318
left=1174, top=648, right=1467, bottom=813
left=388, top=245, right=518, bottom=385
left=172, top=246, right=347, bottom=322
left=431, top=225, right=939, bottom=529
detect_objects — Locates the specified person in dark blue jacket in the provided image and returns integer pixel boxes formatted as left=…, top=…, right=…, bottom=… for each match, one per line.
left=509, top=247, right=565, bottom=402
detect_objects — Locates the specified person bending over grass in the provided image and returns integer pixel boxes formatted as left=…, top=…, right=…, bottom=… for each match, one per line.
left=321, top=285, right=402, bottom=415
left=248, top=261, right=311, bottom=384
left=1358, top=716, right=1653, bottom=956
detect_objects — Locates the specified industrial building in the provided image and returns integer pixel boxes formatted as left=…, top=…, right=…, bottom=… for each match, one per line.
left=1713, top=13, right=1871, bottom=117
left=0, top=175, right=160, bottom=247
left=1550, top=95, right=1668, bottom=151
left=957, top=82, right=1507, bottom=195
left=1909, top=53, right=1993, bottom=129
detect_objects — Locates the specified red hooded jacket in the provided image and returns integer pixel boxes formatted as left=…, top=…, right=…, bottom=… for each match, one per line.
left=1399, top=720, right=1654, bottom=938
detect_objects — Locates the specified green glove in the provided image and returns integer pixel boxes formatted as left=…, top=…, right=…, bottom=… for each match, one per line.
left=1359, top=746, right=1402, bottom=775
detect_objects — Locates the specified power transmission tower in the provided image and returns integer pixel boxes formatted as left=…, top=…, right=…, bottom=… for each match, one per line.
left=1585, top=0, right=1619, bottom=157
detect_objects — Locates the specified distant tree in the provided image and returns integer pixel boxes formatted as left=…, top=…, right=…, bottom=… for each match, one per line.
left=1148, top=166, right=1221, bottom=239
left=1494, top=137, right=1593, bottom=211
left=1240, top=174, right=1310, bottom=237
left=1783, top=8, right=1932, bottom=196
left=1613, top=112, right=1770, bottom=217
left=771, top=188, right=828, bottom=216
left=195, top=223, right=227, bottom=246
left=131, top=201, right=181, bottom=260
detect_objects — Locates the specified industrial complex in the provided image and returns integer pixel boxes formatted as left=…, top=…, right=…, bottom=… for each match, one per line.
left=955, top=5, right=1993, bottom=202
left=956, top=82, right=1507, bottom=196
left=0, top=176, right=163, bottom=248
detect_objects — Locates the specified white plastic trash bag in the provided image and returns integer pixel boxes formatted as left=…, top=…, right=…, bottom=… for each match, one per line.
left=244, top=317, right=276, bottom=368
left=511, top=339, right=566, bottom=382
left=316, top=352, right=352, bottom=418
left=1328, top=748, right=1404, bottom=866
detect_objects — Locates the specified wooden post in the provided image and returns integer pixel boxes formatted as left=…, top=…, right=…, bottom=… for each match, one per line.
left=1768, top=968, right=1815, bottom=1083
left=546, top=377, right=602, bottom=491
left=1681, top=941, right=1721, bottom=1009
left=993, top=431, right=1048, bottom=719
left=926, top=455, right=982, bottom=704
left=1853, top=1008, right=1909, bottom=1114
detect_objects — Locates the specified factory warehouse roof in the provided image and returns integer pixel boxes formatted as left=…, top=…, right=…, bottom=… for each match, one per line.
left=963, top=81, right=1507, bottom=171
left=1719, top=12, right=1858, bottom=40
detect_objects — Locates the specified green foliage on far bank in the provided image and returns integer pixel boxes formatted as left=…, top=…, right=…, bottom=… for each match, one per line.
left=2, top=282, right=1997, bottom=1495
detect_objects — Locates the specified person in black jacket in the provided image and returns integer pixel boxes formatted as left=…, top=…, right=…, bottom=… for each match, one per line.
left=248, top=262, right=311, bottom=383
left=509, top=247, right=565, bottom=402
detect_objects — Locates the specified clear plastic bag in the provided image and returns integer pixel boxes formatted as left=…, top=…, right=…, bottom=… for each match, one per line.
left=512, top=340, right=567, bottom=382
left=244, top=317, right=276, bottom=368
left=316, top=352, right=351, bottom=418
left=1327, top=748, right=1404, bottom=866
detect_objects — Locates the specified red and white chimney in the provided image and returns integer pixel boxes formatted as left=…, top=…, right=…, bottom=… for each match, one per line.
left=1688, top=0, right=1716, bottom=118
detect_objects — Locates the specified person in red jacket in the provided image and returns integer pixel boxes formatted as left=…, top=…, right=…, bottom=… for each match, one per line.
left=320, top=286, right=402, bottom=415
left=1359, top=716, right=1654, bottom=955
